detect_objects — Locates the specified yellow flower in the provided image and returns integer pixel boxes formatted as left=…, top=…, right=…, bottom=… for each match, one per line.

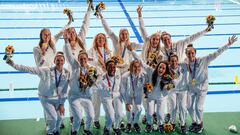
left=5, top=45, right=14, bottom=54
left=206, top=15, right=216, bottom=22
left=41, top=43, right=48, bottom=48
left=144, top=83, right=153, bottom=91
left=149, top=52, right=156, bottom=60
left=164, top=123, right=173, bottom=132
left=99, top=2, right=105, bottom=9
left=88, top=67, right=96, bottom=75
left=63, top=8, right=71, bottom=14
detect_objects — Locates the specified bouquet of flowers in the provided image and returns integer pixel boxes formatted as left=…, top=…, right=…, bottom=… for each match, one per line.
left=79, top=75, right=88, bottom=90
left=160, top=74, right=175, bottom=91
left=94, top=2, right=105, bottom=18
left=87, top=0, right=94, bottom=11
left=3, top=45, right=14, bottom=60
left=147, top=52, right=158, bottom=68
left=143, top=82, right=153, bottom=98
left=206, top=15, right=215, bottom=29
left=111, top=56, right=124, bottom=65
left=79, top=67, right=98, bottom=91
left=87, top=67, right=98, bottom=87
left=63, top=8, right=74, bottom=22
left=164, top=123, right=174, bottom=133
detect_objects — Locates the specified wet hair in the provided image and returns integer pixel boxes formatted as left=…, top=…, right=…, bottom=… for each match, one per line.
left=168, top=52, right=178, bottom=62
left=152, top=61, right=170, bottom=87
left=39, top=28, right=54, bottom=50
left=160, top=31, right=171, bottom=41
left=129, top=60, right=141, bottom=73
left=54, top=51, right=65, bottom=61
left=185, top=43, right=197, bottom=54
left=78, top=50, right=88, bottom=59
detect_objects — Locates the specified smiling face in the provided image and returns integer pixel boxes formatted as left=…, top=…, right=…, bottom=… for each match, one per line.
left=157, top=63, right=167, bottom=76
left=68, top=27, right=77, bottom=41
left=41, top=29, right=51, bottom=43
left=106, top=62, right=116, bottom=77
left=186, top=47, right=196, bottom=62
left=78, top=53, right=88, bottom=67
left=169, top=56, right=178, bottom=69
left=130, top=61, right=141, bottom=76
left=150, top=33, right=160, bottom=48
left=161, top=33, right=172, bottom=49
left=54, top=55, right=65, bottom=70
left=119, top=29, right=129, bottom=42
left=96, top=33, right=106, bottom=47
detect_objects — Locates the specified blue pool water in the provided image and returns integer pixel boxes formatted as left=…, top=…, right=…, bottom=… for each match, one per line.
left=0, top=0, right=240, bottom=120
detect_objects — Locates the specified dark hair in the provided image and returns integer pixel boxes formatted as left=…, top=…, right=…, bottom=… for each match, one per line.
left=54, top=51, right=65, bottom=61
left=78, top=50, right=88, bottom=59
left=105, top=59, right=116, bottom=68
left=168, top=53, right=178, bottom=62
left=152, top=61, right=170, bottom=87
left=160, top=31, right=171, bottom=41
left=185, top=43, right=197, bottom=54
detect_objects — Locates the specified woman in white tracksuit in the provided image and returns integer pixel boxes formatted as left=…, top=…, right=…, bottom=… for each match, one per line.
left=98, top=12, right=142, bottom=73
left=167, top=54, right=189, bottom=134
left=93, top=59, right=123, bottom=135
left=33, top=17, right=72, bottom=67
left=137, top=5, right=162, bottom=65
left=186, top=35, right=238, bottom=134
left=63, top=31, right=96, bottom=135
left=129, top=49, right=173, bottom=134
left=6, top=52, right=69, bottom=135
left=63, top=3, right=92, bottom=125
left=121, top=59, right=148, bottom=133
left=87, top=33, right=111, bottom=129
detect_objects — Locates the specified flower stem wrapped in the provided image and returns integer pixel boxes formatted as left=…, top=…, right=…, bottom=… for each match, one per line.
left=63, top=8, right=74, bottom=22
left=94, top=2, right=105, bottom=18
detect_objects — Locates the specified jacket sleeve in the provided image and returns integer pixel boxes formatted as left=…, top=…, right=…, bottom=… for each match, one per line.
left=175, top=29, right=207, bottom=53
left=78, top=6, right=91, bottom=48
left=202, top=42, right=230, bottom=64
left=63, top=42, right=79, bottom=69
left=138, top=17, right=149, bottom=42
left=12, top=64, right=47, bottom=77
left=100, top=17, right=119, bottom=51
left=33, top=47, right=45, bottom=67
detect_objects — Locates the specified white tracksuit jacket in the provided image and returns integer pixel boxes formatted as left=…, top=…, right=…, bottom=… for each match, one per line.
left=187, top=42, right=231, bottom=125
left=12, top=63, right=69, bottom=134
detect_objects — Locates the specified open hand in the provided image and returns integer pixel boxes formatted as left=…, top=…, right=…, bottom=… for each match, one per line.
left=228, top=35, right=238, bottom=45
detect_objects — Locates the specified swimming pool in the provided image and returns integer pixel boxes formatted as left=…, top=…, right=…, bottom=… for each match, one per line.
left=0, top=0, right=240, bottom=120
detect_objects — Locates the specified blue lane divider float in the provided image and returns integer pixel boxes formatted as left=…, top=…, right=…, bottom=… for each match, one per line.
left=117, top=0, right=143, bottom=43
left=1, top=90, right=240, bottom=102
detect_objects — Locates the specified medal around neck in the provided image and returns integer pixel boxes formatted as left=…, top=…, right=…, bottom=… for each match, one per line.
left=192, top=79, right=196, bottom=86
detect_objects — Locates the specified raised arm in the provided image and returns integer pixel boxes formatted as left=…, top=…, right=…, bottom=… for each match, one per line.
left=63, top=30, right=80, bottom=69
left=137, top=5, right=149, bottom=42
left=99, top=12, right=119, bottom=49
left=175, top=27, right=210, bottom=48
left=78, top=3, right=91, bottom=46
left=203, top=35, right=238, bottom=64
left=6, top=58, right=47, bottom=76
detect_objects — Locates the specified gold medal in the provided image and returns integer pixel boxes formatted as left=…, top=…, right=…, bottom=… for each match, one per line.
left=192, top=79, right=196, bottom=86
